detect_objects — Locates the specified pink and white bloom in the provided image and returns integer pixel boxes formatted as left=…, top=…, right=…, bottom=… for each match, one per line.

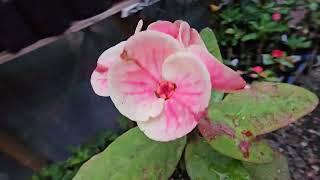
left=272, top=12, right=282, bottom=21
left=272, top=49, right=284, bottom=58
left=251, top=66, right=264, bottom=74
left=91, top=20, right=246, bottom=141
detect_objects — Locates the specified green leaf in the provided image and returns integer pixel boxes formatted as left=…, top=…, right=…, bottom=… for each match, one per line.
left=259, top=70, right=275, bottom=78
left=225, top=28, right=235, bottom=34
left=243, top=151, right=289, bottom=180
left=210, top=91, right=224, bottom=104
left=200, top=82, right=318, bottom=163
left=275, top=58, right=294, bottom=68
left=185, top=137, right=251, bottom=180
left=248, top=21, right=259, bottom=30
left=73, top=128, right=186, bottom=180
left=309, top=2, right=318, bottom=11
left=262, top=54, right=274, bottom=65
left=286, top=35, right=312, bottom=49
left=198, top=122, right=274, bottom=163
left=200, top=28, right=223, bottom=62
left=241, top=33, right=258, bottom=42
left=117, top=115, right=135, bottom=130
left=219, top=7, right=243, bottom=24
left=263, top=77, right=281, bottom=82
left=212, top=82, right=318, bottom=135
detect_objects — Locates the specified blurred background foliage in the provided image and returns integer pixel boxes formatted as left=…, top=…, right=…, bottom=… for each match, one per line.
left=208, top=0, right=319, bottom=83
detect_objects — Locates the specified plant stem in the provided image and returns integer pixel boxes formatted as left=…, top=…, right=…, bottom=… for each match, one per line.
left=307, top=41, right=318, bottom=73
left=240, top=42, right=248, bottom=65
left=257, top=40, right=264, bottom=63
left=227, top=47, right=233, bottom=60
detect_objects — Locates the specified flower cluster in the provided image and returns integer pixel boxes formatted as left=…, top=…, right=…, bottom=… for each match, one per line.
left=91, top=20, right=246, bottom=141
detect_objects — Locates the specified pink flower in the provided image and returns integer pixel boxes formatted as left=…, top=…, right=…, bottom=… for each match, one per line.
left=272, top=12, right=282, bottom=21
left=91, top=20, right=246, bottom=141
left=148, top=20, right=246, bottom=92
left=271, top=49, right=284, bottom=58
left=251, top=66, right=264, bottom=74
left=147, top=20, right=206, bottom=48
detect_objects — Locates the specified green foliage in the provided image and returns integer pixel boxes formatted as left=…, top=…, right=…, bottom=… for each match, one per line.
left=117, top=115, right=136, bottom=130
left=241, top=33, right=258, bottom=42
left=210, top=0, right=318, bottom=81
left=185, top=137, right=251, bottom=180
left=286, top=35, right=312, bottom=50
left=248, top=13, right=288, bottom=35
left=220, top=7, right=243, bottom=25
left=262, top=54, right=275, bottom=65
left=216, top=1, right=289, bottom=48
left=274, top=58, right=294, bottom=68
left=73, top=128, right=186, bottom=180
left=258, top=69, right=282, bottom=82
left=200, top=28, right=223, bottom=61
left=199, top=82, right=318, bottom=162
left=32, top=131, right=119, bottom=180
left=243, top=151, right=290, bottom=180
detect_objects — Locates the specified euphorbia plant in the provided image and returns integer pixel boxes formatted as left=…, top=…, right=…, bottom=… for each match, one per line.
left=74, top=20, right=318, bottom=180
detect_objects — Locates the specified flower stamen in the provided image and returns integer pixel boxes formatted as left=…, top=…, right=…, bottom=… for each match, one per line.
left=155, top=81, right=176, bottom=100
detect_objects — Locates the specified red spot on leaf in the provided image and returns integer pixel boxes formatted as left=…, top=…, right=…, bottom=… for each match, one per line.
left=241, top=130, right=253, bottom=137
left=239, top=141, right=251, bottom=158
left=198, top=116, right=235, bottom=140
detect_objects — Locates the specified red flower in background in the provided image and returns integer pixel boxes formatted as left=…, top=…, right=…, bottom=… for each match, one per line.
left=272, top=12, right=282, bottom=21
left=272, top=49, right=284, bottom=58
left=251, top=66, right=264, bottom=74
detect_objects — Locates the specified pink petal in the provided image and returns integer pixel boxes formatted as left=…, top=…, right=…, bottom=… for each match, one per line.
left=123, top=31, right=183, bottom=81
left=147, top=21, right=179, bottom=38
left=137, top=52, right=211, bottom=141
left=147, top=20, right=205, bottom=48
left=174, top=20, right=205, bottom=48
left=134, top=19, right=143, bottom=34
left=190, top=28, right=206, bottom=47
left=90, top=41, right=126, bottom=97
left=108, top=31, right=183, bottom=122
left=108, top=60, right=165, bottom=122
left=189, top=45, right=246, bottom=92
left=175, top=21, right=191, bottom=46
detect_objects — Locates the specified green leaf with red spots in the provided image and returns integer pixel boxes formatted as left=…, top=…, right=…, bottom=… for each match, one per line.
left=210, top=82, right=318, bottom=135
left=185, top=136, right=251, bottom=180
left=243, top=151, right=290, bottom=180
left=198, top=118, right=274, bottom=163
left=199, top=82, right=318, bottom=163
left=73, top=127, right=186, bottom=180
